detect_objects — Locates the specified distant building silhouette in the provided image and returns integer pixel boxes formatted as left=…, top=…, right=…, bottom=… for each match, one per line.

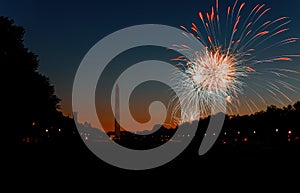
left=114, top=84, right=121, bottom=140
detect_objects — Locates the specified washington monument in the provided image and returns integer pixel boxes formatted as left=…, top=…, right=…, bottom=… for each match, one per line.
left=114, top=84, right=121, bottom=140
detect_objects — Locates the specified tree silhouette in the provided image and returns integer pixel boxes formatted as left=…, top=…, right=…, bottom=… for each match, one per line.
left=1, top=16, right=61, bottom=143
left=293, top=101, right=300, bottom=112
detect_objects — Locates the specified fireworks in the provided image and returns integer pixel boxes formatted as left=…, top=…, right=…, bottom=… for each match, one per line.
left=170, top=0, right=299, bottom=124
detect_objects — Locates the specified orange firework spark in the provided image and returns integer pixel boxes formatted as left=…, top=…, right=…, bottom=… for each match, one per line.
left=170, top=0, right=300, bottom=124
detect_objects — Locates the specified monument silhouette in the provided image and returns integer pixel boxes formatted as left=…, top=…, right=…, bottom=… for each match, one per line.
left=114, top=84, right=121, bottom=140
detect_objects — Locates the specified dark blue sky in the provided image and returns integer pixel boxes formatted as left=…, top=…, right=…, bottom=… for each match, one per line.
left=1, top=0, right=300, bottom=117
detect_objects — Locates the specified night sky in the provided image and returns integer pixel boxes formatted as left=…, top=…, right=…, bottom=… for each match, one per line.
left=2, top=0, right=300, bottom=131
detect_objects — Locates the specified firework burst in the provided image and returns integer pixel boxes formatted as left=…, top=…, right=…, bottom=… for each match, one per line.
left=170, top=0, right=300, bottom=124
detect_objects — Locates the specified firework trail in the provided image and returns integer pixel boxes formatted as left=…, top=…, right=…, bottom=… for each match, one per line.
left=170, top=0, right=300, bottom=124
